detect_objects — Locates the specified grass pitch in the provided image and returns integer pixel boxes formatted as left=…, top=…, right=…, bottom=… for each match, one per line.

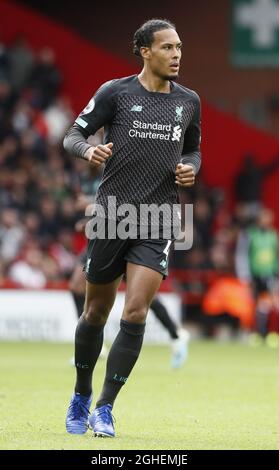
left=0, top=340, right=278, bottom=450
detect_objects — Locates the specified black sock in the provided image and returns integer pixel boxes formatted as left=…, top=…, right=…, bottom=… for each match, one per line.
left=96, top=320, right=145, bottom=408
left=151, top=298, right=178, bottom=339
left=74, top=316, right=104, bottom=396
left=72, top=293, right=84, bottom=319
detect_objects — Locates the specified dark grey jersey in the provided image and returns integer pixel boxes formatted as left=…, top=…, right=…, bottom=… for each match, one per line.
left=67, top=74, right=201, bottom=226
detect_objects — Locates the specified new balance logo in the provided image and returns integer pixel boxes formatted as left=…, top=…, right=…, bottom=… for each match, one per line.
left=171, top=125, right=182, bottom=142
left=131, top=105, right=142, bottom=112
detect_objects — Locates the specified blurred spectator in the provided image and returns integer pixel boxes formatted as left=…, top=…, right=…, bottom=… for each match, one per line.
left=38, top=196, right=60, bottom=245
left=8, top=247, right=46, bottom=288
left=0, top=78, right=16, bottom=138
left=236, top=208, right=279, bottom=284
left=44, top=97, right=73, bottom=144
left=235, top=208, right=279, bottom=337
left=28, top=47, right=62, bottom=109
left=25, top=211, right=40, bottom=238
left=49, top=229, right=76, bottom=278
left=41, top=254, right=60, bottom=282
left=0, top=134, right=19, bottom=169
left=0, top=39, right=10, bottom=80
left=234, top=154, right=279, bottom=217
left=203, top=277, right=255, bottom=337
left=59, top=197, right=78, bottom=229
left=193, top=196, right=213, bottom=249
left=210, top=243, right=231, bottom=272
left=0, top=207, right=25, bottom=264
left=9, top=35, right=34, bottom=92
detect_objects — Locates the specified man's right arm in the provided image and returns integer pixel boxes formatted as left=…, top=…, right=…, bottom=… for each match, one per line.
left=63, top=124, right=92, bottom=160
left=63, top=80, right=117, bottom=164
left=63, top=124, right=113, bottom=166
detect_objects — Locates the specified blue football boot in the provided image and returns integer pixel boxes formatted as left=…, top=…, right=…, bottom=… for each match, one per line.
left=89, top=404, right=115, bottom=438
left=66, top=392, right=92, bottom=434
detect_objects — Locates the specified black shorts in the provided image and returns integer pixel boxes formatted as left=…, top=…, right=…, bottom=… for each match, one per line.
left=84, top=237, right=173, bottom=284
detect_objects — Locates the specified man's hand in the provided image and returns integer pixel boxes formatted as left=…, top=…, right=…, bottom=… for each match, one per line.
left=84, top=142, right=113, bottom=167
left=175, top=163, right=195, bottom=187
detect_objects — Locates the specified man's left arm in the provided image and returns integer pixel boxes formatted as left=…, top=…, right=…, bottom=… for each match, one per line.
left=175, top=94, right=201, bottom=188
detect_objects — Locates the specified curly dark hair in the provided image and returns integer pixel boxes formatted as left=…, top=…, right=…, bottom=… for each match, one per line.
left=133, top=19, right=176, bottom=57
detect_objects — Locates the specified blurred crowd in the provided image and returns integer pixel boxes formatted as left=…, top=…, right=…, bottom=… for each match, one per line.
left=0, top=36, right=96, bottom=287
left=1, top=36, right=279, bottom=339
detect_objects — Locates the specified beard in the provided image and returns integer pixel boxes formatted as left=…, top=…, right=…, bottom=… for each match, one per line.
left=161, top=72, right=179, bottom=81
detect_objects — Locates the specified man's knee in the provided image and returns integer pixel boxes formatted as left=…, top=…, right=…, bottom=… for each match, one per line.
left=84, top=299, right=112, bottom=325
left=123, top=300, right=148, bottom=324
